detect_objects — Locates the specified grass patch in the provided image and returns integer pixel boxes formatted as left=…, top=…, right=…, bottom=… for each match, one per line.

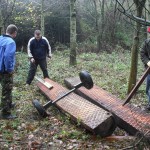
left=0, top=50, right=148, bottom=149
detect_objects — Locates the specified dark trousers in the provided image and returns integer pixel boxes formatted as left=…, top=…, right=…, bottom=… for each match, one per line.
left=0, top=73, right=13, bottom=114
left=146, top=74, right=150, bottom=105
left=26, top=58, right=49, bottom=84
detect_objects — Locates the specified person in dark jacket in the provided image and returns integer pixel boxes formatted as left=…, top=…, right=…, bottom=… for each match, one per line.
left=140, top=27, right=150, bottom=110
left=26, top=30, right=52, bottom=85
left=0, top=24, right=18, bottom=119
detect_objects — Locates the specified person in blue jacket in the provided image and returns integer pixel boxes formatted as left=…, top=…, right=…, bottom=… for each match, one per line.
left=0, top=24, right=18, bottom=119
left=26, top=30, right=52, bottom=85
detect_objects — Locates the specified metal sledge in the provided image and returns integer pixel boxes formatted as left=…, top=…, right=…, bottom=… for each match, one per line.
left=32, top=70, right=94, bottom=118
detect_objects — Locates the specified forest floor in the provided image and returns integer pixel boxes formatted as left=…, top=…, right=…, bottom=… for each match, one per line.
left=0, top=49, right=150, bottom=149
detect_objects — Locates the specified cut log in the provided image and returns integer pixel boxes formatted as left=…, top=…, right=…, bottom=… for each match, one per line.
left=36, top=78, right=116, bottom=137
left=64, top=77, right=150, bottom=138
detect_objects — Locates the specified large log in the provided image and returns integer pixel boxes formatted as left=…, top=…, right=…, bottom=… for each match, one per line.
left=64, top=77, right=150, bottom=137
left=36, top=78, right=116, bottom=137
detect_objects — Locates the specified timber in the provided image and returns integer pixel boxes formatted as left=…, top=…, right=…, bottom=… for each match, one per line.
left=36, top=78, right=116, bottom=137
left=35, top=76, right=53, bottom=89
left=64, top=77, right=150, bottom=137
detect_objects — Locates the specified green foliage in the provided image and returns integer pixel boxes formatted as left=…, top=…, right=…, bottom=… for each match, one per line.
left=115, top=31, right=132, bottom=47
left=76, top=117, right=82, bottom=126
left=56, top=126, right=89, bottom=140
left=12, top=1, right=40, bottom=50
left=79, top=20, right=92, bottom=34
left=77, top=40, right=97, bottom=53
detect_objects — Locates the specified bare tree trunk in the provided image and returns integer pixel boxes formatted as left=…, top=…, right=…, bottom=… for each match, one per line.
left=41, top=0, right=45, bottom=36
left=146, top=0, right=150, bottom=38
left=70, top=0, right=77, bottom=66
left=0, top=9, right=3, bottom=34
left=94, top=0, right=104, bottom=52
left=127, top=0, right=146, bottom=93
left=93, top=0, right=100, bottom=52
left=98, top=0, right=105, bottom=52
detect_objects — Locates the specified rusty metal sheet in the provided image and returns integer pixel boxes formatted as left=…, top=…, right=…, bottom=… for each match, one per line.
left=64, top=77, right=150, bottom=137
left=36, top=78, right=116, bottom=137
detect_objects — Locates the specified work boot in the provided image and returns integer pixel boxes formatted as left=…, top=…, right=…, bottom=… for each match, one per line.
left=1, top=113, right=17, bottom=119
left=25, top=83, right=30, bottom=89
left=25, top=84, right=30, bottom=87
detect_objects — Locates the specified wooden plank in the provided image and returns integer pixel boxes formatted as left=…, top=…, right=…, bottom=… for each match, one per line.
left=35, top=76, right=53, bottom=89
left=36, top=78, right=116, bottom=137
left=64, top=77, right=150, bottom=137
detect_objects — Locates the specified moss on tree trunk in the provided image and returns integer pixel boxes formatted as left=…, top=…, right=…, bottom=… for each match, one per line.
left=127, top=0, right=146, bottom=93
left=70, top=0, right=77, bottom=66
left=41, top=0, right=45, bottom=36
left=0, top=10, right=3, bottom=34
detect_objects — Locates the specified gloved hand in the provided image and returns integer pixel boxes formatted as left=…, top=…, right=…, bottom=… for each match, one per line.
left=147, top=61, right=150, bottom=67
left=30, top=58, right=35, bottom=63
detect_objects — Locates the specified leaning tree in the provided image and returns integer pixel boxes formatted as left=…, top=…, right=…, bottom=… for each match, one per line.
left=70, top=0, right=77, bottom=66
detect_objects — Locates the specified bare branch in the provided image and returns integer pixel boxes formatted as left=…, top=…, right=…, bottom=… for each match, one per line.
left=3, top=0, right=16, bottom=24
left=116, top=0, right=150, bottom=26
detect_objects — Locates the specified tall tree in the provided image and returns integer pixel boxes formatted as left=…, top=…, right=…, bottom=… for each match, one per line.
left=0, top=8, right=2, bottom=34
left=92, top=0, right=105, bottom=52
left=146, top=0, right=150, bottom=38
left=70, top=0, right=77, bottom=66
left=98, top=0, right=105, bottom=52
left=41, top=0, right=45, bottom=35
left=93, top=0, right=99, bottom=52
left=127, top=0, right=146, bottom=93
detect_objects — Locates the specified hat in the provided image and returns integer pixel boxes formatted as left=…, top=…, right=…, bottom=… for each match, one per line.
left=147, top=27, right=150, bottom=33
left=34, top=30, right=41, bottom=36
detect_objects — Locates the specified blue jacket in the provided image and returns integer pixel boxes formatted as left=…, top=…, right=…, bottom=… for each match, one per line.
left=27, top=36, right=51, bottom=60
left=0, top=35, right=16, bottom=73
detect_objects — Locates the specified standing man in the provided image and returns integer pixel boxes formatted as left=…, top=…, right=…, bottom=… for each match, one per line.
left=26, top=30, right=52, bottom=85
left=0, top=24, right=18, bottom=119
left=140, top=27, right=150, bottom=111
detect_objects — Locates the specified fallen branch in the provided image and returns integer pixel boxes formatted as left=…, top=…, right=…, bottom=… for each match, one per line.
left=120, top=130, right=150, bottom=150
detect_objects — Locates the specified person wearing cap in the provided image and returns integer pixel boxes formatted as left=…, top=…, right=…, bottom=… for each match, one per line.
left=140, top=27, right=150, bottom=111
left=26, top=30, right=52, bottom=85
left=0, top=24, right=18, bottom=119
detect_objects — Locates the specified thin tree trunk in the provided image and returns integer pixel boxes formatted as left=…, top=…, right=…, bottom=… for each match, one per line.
left=41, top=0, right=45, bottom=36
left=146, top=0, right=150, bottom=38
left=127, top=0, right=146, bottom=93
left=70, top=0, right=77, bottom=66
left=96, top=0, right=105, bottom=52
left=93, top=0, right=99, bottom=52
left=0, top=9, right=3, bottom=34
left=99, top=0, right=105, bottom=50
left=128, top=35, right=140, bottom=93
